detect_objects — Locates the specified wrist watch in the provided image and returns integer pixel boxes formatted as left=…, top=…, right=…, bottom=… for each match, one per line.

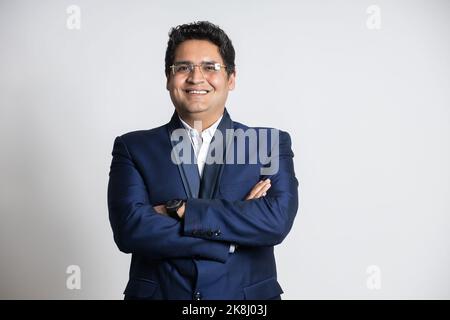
left=165, top=199, right=184, bottom=220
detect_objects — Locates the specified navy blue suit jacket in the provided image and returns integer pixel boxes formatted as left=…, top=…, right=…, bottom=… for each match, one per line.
left=107, top=109, right=299, bottom=300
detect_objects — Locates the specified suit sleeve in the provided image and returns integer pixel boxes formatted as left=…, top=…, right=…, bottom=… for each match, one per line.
left=183, top=131, right=299, bottom=247
left=107, top=136, right=230, bottom=262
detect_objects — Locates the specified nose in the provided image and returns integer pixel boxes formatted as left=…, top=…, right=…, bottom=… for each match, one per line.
left=187, top=65, right=205, bottom=84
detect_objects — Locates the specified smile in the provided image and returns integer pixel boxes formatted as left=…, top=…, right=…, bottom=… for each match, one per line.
left=185, top=90, right=210, bottom=95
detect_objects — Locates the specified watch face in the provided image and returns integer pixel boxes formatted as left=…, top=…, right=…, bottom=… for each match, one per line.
left=166, top=199, right=181, bottom=209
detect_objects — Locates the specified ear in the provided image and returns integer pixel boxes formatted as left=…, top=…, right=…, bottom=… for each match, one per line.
left=166, top=74, right=170, bottom=91
left=227, top=68, right=236, bottom=91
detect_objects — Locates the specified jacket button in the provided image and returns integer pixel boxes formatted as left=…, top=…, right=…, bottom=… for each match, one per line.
left=214, top=230, right=221, bottom=237
left=194, top=291, right=202, bottom=300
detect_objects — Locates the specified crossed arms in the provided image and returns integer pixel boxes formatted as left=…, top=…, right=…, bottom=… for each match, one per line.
left=107, top=131, right=298, bottom=263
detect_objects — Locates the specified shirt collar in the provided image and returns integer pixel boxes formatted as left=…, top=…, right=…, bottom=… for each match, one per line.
left=178, top=114, right=223, bottom=140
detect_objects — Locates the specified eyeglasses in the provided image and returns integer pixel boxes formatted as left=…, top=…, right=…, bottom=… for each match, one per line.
left=170, top=62, right=227, bottom=76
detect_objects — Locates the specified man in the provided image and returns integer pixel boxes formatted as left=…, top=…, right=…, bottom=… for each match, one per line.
left=107, top=21, right=299, bottom=300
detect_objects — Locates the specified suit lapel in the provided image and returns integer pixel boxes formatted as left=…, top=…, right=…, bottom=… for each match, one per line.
left=166, top=109, right=234, bottom=200
left=167, top=112, right=200, bottom=199
left=199, top=109, right=234, bottom=199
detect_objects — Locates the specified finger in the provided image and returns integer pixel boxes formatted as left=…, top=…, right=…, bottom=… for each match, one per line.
left=246, top=179, right=270, bottom=200
left=245, top=180, right=266, bottom=199
left=253, top=182, right=271, bottom=198
left=253, top=179, right=271, bottom=198
left=251, top=179, right=271, bottom=197
left=153, top=205, right=165, bottom=214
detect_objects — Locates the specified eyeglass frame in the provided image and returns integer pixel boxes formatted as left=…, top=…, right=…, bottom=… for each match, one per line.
left=169, top=61, right=228, bottom=76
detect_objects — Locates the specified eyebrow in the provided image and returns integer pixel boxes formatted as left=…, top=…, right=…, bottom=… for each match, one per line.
left=173, top=60, right=220, bottom=65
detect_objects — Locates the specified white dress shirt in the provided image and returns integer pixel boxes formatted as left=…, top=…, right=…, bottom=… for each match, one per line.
left=179, top=115, right=222, bottom=178
left=179, top=114, right=236, bottom=254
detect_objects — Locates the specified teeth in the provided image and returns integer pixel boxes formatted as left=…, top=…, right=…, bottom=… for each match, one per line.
left=187, top=90, right=208, bottom=94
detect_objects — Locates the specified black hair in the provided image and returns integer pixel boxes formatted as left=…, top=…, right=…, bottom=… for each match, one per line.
left=165, top=21, right=235, bottom=77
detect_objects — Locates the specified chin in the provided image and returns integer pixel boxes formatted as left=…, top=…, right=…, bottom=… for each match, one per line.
left=181, top=103, right=210, bottom=114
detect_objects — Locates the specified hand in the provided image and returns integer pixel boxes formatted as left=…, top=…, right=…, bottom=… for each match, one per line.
left=154, top=203, right=185, bottom=219
left=153, top=204, right=167, bottom=215
left=245, top=179, right=271, bottom=200
left=177, top=203, right=185, bottom=219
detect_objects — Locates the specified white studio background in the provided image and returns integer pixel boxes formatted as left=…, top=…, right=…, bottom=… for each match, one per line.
left=0, top=0, right=449, bottom=299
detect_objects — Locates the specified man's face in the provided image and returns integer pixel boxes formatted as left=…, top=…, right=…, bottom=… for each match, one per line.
left=166, top=39, right=235, bottom=119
